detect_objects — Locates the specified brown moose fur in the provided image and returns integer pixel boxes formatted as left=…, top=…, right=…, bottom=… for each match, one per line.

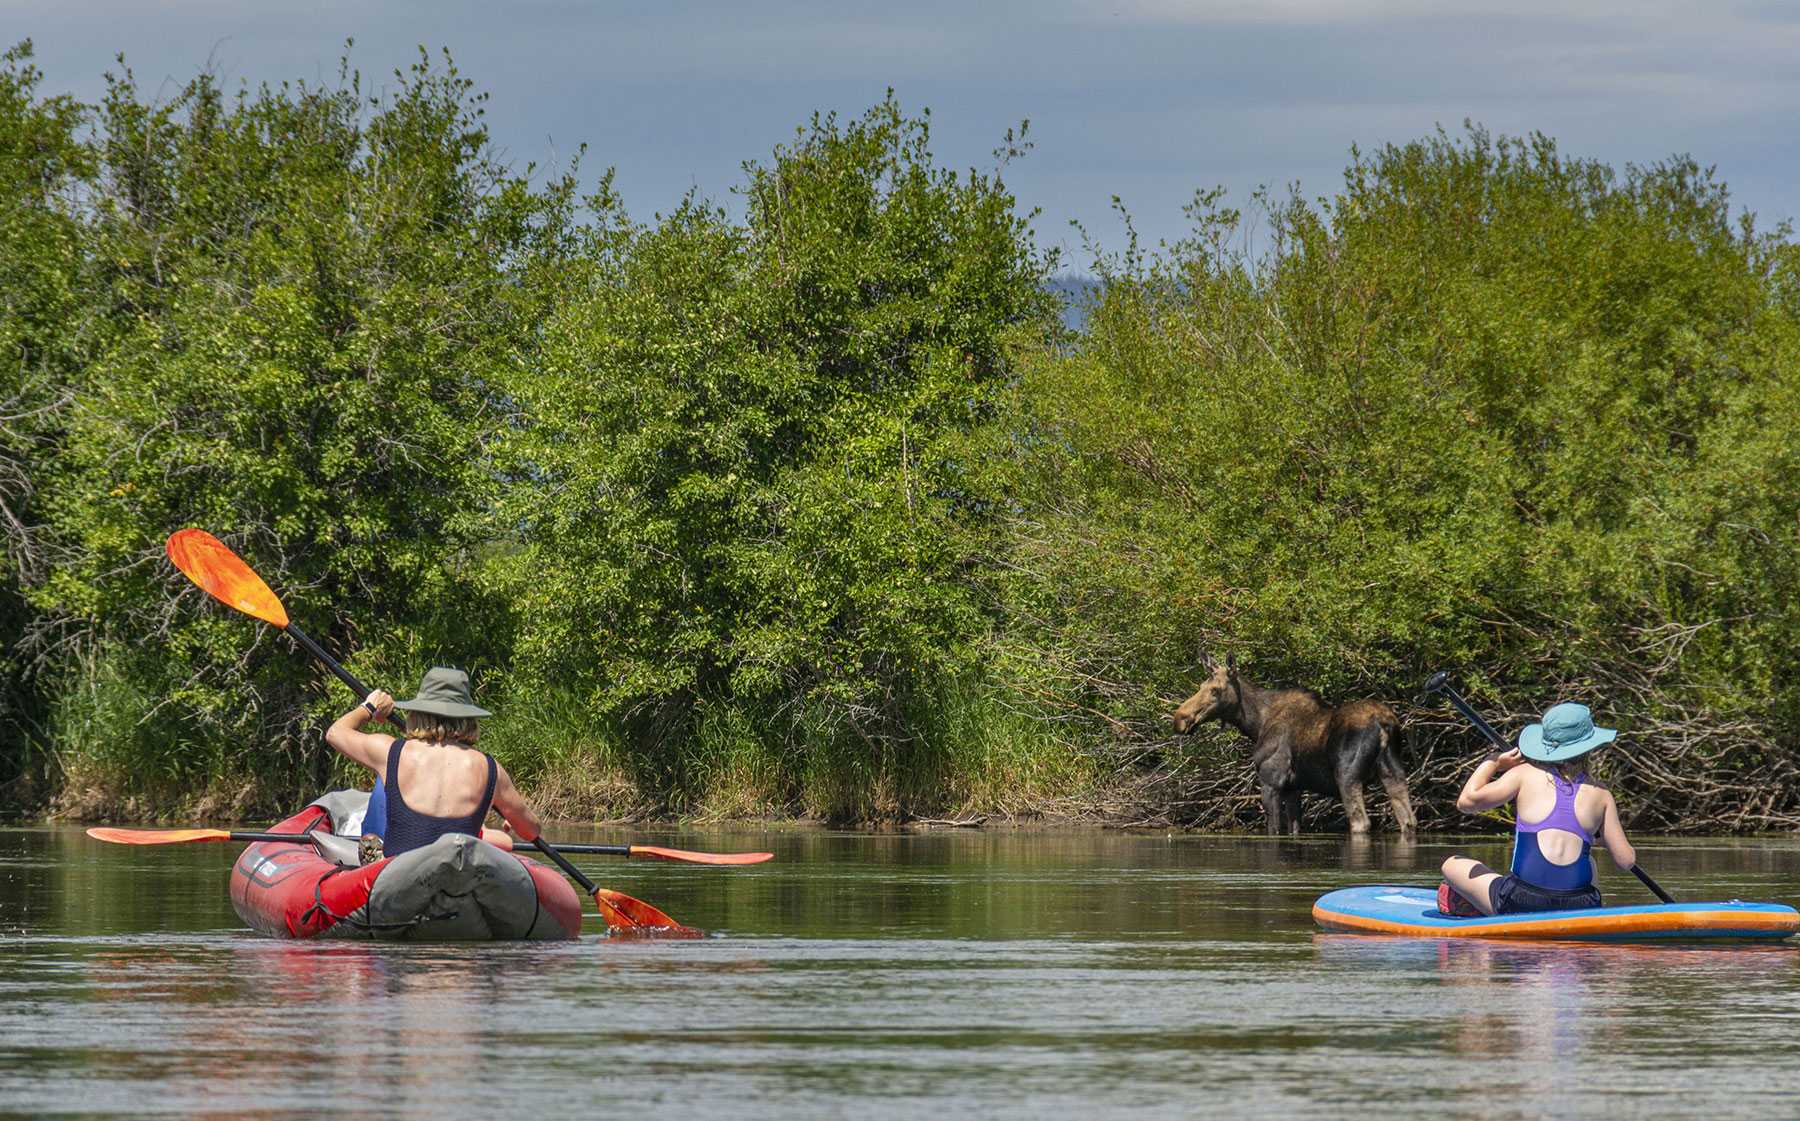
left=1171, top=655, right=1415, bottom=835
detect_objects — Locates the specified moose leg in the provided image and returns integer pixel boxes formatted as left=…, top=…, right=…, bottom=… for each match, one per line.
left=1281, top=789, right=1302, bottom=835
left=1336, top=771, right=1372, bottom=835
left=1333, top=726, right=1381, bottom=835
left=1260, top=784, right=1283, bottom=836
left=1377, top=740, right=1416, bottom=835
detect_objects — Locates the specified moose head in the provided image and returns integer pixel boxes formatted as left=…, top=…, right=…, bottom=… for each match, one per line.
left=1171, top=652, right=1240, bottom=734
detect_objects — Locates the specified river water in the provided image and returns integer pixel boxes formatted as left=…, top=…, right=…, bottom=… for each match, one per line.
left=2, top=826, right=1797, bottom=1120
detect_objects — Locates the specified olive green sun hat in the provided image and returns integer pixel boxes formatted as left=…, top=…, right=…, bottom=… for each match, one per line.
left=1518, top=701, right=1615, bottom=763
left=391, top=667, right=491, bottom=719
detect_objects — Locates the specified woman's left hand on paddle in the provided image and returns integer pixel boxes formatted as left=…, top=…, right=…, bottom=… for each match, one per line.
left=361, top=690, right=395, bottom=722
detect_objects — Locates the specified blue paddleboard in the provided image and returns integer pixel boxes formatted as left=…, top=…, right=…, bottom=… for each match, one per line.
left=1314, top=885, right=1798, bottom=941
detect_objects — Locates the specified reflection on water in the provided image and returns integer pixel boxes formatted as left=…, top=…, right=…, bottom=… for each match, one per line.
left=1312, top=933, right=1800, bottom=1120
left=1, top=825, right=1797, bottom=1120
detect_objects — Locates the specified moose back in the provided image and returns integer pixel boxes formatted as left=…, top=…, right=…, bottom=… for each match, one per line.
left=1171, top=656, right=1415, bottom=835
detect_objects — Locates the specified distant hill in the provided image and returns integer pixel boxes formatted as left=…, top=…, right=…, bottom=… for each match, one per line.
left=1046, top=275, right=1100, bottom=332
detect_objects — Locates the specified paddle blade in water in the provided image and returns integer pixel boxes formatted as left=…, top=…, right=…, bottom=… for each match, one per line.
left=628, top=845, right=774, bottom=865
left=87, top=827, right=235, bottom=845
left=166, top=529, right=289, bottom=628
left=592, top=888, right=704, bottom=939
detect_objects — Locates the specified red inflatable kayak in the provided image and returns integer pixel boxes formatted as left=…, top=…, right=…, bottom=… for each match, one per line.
left=230, top=793, right=583, bottom=941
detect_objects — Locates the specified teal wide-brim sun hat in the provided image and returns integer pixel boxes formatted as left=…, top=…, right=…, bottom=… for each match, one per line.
left=392, top=667, right=491, bottom=719
left=1518, top=702, right=1616, bottom=762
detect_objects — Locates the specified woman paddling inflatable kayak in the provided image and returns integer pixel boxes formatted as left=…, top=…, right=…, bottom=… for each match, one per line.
left=230, top=666, right=584, bottom=941
left=146, top=529, right=711, bottom=935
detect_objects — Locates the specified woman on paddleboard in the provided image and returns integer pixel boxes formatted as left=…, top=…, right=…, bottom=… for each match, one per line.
left=325, top=666, right=541, bottom=864
left=1439, top=702, right=1637, bottom=916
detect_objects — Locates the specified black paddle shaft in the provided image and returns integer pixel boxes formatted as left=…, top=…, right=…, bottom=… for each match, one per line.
left=535, top=843, right=632, bottom=856
left=531, top=837, right=602, bottom=894
left=212, top=832, right=631, bottom=859
left=1422, top=671, right=1676, bottom=905
left=1631, top=864, right=1676, bottom=904
left=1426, top=678, right=1510, bottom=753
left=284, top=622, right=407, bottom=732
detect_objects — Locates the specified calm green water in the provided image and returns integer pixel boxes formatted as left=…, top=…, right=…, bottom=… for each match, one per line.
left=2, top=826, right=1798, bottom=1120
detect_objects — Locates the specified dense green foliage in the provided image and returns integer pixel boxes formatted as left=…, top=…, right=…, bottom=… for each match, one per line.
left=0, top=43, right=90, bottom=800
left=1004, top=133, right=1800, bottom=828
left=1, top=43, right=1794, bottom=828
left=486, top=103, right=1057, bottom=817
left=5, top=45, right=557, bottom=814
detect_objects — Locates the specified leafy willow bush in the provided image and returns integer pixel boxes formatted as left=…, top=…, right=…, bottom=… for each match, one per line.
left=1001, top=129, right=1800, bottom=829
left=0, top=43, right=91, bottom=792
left=8, top=47, right=551, bottom=813
left=488, top=99, right=1058, bottom=817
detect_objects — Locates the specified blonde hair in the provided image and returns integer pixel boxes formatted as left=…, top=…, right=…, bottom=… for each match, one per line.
left=1548, top=757, right=1592, bottom=788
left=404, top=711, right=480, bottom=746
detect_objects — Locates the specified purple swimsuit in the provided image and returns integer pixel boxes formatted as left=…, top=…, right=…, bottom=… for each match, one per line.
left=1509, top=772, right=1595, bottom=891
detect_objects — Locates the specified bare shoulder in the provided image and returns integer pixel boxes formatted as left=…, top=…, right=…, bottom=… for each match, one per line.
left=462, top=744, right=496, bottom=776
left=1575, top=779, right=1615, bottom=821
left=1578, top=778, right=1614, bottom=801
left=1513, top=763, right=1552, bottom=791
left=360, top=732, right=402, bottom=770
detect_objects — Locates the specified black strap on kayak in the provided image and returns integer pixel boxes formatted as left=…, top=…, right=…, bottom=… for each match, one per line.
left=298, top=864, right=459, bottom=934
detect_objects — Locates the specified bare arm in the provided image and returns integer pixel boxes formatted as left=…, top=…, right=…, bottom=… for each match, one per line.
left=490, top=761, right=541, bottom=843
left=1456, top=749, right=1528, bottom=814
left=324, top=690, right=399, bottom=774
left=1597, top=791, right=1636, bottom=870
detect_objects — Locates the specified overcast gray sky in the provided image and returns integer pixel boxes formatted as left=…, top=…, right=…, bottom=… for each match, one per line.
left=10, top=1, right=1799, bottom=266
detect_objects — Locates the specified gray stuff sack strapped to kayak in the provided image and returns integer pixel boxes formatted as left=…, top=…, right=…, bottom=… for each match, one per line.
left=304, top=788, right=561, bottom=942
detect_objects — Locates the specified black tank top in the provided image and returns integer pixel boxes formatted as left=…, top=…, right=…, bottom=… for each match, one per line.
left=380, top=738, right=498, bottom=858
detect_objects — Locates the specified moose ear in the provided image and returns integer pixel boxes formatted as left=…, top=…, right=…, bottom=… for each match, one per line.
left=1226, top=653, right=1237, bottom=672
left=1198, top=649, right=1215, bottom=672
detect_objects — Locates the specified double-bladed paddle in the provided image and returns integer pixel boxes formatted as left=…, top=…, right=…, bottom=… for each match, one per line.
left=1421, top=671, right=1675, bottom=904
left=87, top=826, right=771, bottom=864
left=163, top=528, right=713, bottom=936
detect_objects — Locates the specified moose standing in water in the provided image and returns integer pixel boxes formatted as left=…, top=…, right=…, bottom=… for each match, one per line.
left=1171, top=654, right=1416, bottom=835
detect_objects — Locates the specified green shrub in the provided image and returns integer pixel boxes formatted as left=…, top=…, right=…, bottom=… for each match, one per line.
left=0, top=42, right=92, bottom=789
left=21, top=48, right=554, bottom=813
left=488, top=97, right=1057, bottom=816
left=999, top=128, right=1800, bottom=828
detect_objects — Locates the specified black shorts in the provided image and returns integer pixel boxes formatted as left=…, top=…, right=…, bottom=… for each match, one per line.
left=1491, top=875, right=1603, bottom=915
